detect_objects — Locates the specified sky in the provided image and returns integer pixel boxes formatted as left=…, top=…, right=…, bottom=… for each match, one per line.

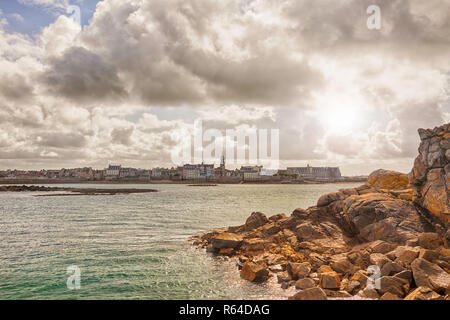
left=0, top=0, right=449, bottom=175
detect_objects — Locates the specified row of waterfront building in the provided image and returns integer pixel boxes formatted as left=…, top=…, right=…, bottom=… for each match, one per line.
left=0, top=161, right=349, bottom=183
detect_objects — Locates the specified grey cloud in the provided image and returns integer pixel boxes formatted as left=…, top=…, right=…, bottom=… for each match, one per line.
left=111, top=127, right=134, bottom=145
left=285, top=0, right=450, bottom=64
left=325, top=133, right=366, bottom=158
left=0, top=104, right=46, bottom=128
left=170, top=46, right=323, bottom=105
left=78, top=0, right=324, bottom=106
left=393, top=101, right=448, bottom=157
left=0, top=73, right=34, bottom=100
left=36, top=132, right=87, bottom=148
left=42, top=46, right=127, bottom=103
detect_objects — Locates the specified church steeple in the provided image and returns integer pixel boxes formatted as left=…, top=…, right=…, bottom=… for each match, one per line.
left=220, top=155, right=225, bottom=177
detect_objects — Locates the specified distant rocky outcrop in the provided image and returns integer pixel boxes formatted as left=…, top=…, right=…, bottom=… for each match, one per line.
left=409, top=123, right=450, bottom=226
left=192, top=123, right=450, bottom=300
left=0, top=185, right=158, bottom=195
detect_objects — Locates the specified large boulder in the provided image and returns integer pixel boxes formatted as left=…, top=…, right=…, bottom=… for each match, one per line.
left=240, top=262, right=269, bottom=283
left=408, top=123, right=450, bottom=225
left=244, top=212, right=269, bottom=231
left=317, top=192, right=343, bottom=207
left=211, top=233, right=243, bottom=250
left=341, top=193, right=427, bottom=244
left=368, top=169, right=410, bottom=190
left=411, top=258, right=450, bottom=293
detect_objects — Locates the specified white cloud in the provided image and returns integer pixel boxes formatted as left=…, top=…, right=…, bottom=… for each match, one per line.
left=18, top=0, right=69, bottom=10
left=8, top=13, right=24, bottom=22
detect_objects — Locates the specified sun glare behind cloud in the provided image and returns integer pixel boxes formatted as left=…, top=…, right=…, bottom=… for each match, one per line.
left=320, top=105, right=362, bottom=134
left=315, top=87, right=369, bottom=134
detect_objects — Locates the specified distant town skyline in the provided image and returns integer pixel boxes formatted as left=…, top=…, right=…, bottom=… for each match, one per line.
left=0, top=1, right=449, bottom=176
left=0, top=159, right=399, bottom=177
left=1, top=163, right=358, bottom=183
left=0, top=161, right=348, bottom=173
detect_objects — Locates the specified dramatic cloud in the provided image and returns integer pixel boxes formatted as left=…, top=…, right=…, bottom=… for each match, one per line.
left=0, top=0, right=449, bottom=174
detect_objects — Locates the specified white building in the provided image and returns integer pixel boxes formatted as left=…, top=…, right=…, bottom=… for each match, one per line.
left=182, top=163, right=215, bottom=180
left=151, top=168, right=163, bottom=178
left=119, top=167, right=137, bottom=178
left=287, top=164, right=342, bottom=181
left=240, top=165, right=263, bottom=181
left=105, top=165, right=121, bottom=179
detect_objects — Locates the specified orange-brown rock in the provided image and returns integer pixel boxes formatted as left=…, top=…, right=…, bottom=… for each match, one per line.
left=380, top=261, right=404, bottom=277
left=295, top=278, right=316, bottom=290
left=317, top=265, right=334, bottom=275
left=330, top=258, right=357, bottom=275
left=409, top=123, right=450, bottom=225
left=342, top=193, right=427, bottom=244
left=411, top=258, right=450, bottom=293
left=219, top=248, right=235, bottom=256
left=244, top=212, right=269, bottom=231
left=240, top=262, right=269, bottom=283
left=367, top=169, right=410, bottom=190
left=323, top=289, right=352, bottom=298
left=319, top=272, right=340, bottom=290
left=368, top=240, right=394, bottom=254
left=418, top=233, right=443, bottom=249
left=290, top=287, right=327, bottom=300
left=369, top=253, right=390, bottom=268
left=211, top=233, right=243, bottom=250
left=287, top=262, right=311, bottom=280
left=395, top=247, right=420, bottom=266
left=404, top=286, right=443, bottom=300
left=380, top=292, right=402, bottom=300
left=240, top=238, right=265, bottom=254
left=358, top=287, right=380, bottom=299
left=378, top=276, right=409, bottom=297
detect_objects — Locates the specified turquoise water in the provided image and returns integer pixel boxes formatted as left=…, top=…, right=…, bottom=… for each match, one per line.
left=0, top=183, right=359, bottom=300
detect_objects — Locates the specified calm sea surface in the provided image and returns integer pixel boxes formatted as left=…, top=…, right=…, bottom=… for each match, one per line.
left=0, top=183, right=359, bottom=300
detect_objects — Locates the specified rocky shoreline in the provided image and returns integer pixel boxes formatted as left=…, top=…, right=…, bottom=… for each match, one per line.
left=0, top=185, right=158, bottom=196
left=191, top=123, right=450, bottom=300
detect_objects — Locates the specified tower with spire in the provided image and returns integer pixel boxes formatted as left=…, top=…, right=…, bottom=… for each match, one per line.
left=220, top=155, right=226, bottom=177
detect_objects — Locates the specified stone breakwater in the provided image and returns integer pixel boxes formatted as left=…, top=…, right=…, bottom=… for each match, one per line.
left=192, top=123, right=450, bottom=300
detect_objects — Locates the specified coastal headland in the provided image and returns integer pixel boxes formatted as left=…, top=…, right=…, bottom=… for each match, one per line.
left=192, top=123, right=450, bottom=300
